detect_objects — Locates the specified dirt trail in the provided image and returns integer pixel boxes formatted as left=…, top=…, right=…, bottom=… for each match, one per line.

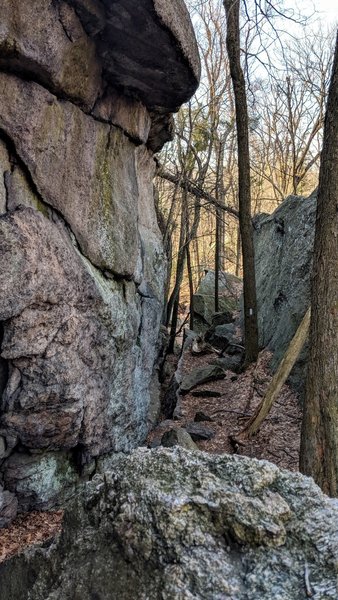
left=149, top=345, right=302, bottom=471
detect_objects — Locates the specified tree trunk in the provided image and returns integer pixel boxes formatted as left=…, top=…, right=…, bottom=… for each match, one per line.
left=241, top=308, right=310, bottom=438
left=300, top=33, right=338, bottom=497
left=215, top=209, right=220, bottom=313
left=235, top=225, right=241, bottom=277
left=223, top=0, right=259, bottom=364
left=166, top=190, right=187, bottom=329
left=186, top=242, right=194, bottom=330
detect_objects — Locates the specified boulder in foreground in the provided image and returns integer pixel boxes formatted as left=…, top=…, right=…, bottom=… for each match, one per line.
left=1, top=448, right=338, bottom=599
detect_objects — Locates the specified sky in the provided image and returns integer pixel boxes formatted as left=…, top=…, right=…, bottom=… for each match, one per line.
left=311, top=0, right=338, bottom=25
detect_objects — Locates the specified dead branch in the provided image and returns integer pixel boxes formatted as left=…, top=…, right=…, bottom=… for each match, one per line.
left=238, top=307, right=311, bottom=439
left=156, top=163, right=239, bottom=219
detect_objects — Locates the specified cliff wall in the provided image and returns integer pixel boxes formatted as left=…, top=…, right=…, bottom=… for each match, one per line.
left=0, top=0, right=200, bottom=522
left=254, top=192, right=316, bottom=391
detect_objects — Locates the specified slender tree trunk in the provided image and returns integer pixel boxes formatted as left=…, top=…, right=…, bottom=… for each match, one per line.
left=235, top=225, right=241, bottom=277
left=300, top=33, right=338, bottom=497
left=194, top=237, right=200, bottom=286
left=215, top=137, right=226, bottom=310
left=223, top=0, right=259, bottom=364
left=161, top=184, right=178, bottom=325
left=186, top=242, right=194, bottom=330
left=215, top=209, right=220, bottom=313
left=166, top=190, right=187, bottom=329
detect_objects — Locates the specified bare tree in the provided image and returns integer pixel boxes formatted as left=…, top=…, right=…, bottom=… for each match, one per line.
left=223, top=0, right=259, bottom=364
left=250, top=29, right=334, bottom=206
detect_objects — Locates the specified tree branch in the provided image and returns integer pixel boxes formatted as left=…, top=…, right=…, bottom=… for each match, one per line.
left=156, top=163, right=239, bottom=219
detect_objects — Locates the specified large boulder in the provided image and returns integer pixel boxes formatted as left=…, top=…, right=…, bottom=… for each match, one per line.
left=193, top=270, right=242, bottom=334
left=0, top=0, right=200, bottom=518
left=254, top=193, right=316, bottom=391
left=0, top=448, right=337, bottom=599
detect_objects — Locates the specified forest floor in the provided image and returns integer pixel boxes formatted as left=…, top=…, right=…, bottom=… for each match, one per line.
left=148, top=343, right=302, bottom=472
left=0, top=510, right=63, bottom=563
left=0, top=335, right=302, bottom=563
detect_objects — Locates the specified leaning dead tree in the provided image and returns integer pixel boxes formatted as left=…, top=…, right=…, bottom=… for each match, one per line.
left=236, top=308, right=310, bottom=440
left=156, top=163, right=239, bottom=219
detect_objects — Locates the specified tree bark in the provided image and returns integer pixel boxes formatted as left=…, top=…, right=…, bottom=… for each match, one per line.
left=186, top=242, right=194, bottom=330
left=223, top=0, right=259, bottom=364
left=300, top=33, right=338, bottom=497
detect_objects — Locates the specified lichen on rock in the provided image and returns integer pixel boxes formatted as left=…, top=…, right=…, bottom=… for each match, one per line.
left=1, top=448, right=338, bottom=599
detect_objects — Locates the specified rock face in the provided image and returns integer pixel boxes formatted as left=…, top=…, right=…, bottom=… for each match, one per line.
left=254, top=193, right=316, bottom=390
left=1, top=448, right=338, bottom=599
left=0, top=0, right=200, bottom=520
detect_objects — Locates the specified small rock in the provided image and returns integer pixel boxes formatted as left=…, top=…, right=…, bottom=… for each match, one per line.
left=180, top=365, right=226, bottom=394
left=0, top=436, right=6, bottom=459
left=210, top=356, right=242, bottom=373
left=194, top=412, right=213, bottom=423
left=161, top=428, right=198, bottom=451
left=205, top=323, right=237, bottom=350
left=149, top=438, right=162, bottom=449
left=186, top=423, right=215, bottom=441
left=226, top=344, right=244, bottom=357
left=191, top=338, right=214, bottom=356
left=0, top=487, right=18, bottom=528
left=191, top=390, right=223, bottom=398
left=211, top=311, right=234, bottom=326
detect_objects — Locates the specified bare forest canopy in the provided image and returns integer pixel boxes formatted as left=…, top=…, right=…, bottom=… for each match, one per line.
left=156, top=0, right=335, bottom=311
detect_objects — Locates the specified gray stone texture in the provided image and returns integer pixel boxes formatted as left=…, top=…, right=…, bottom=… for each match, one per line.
left=0, top=206, right=166, bottom=509
left=88, top=0, right=200, bottom=112
left=0, top=484, right=18, bottom=528
left=0, top=448, right=337, bottom=599
left=0, top=74, right=141, bottom=277
left=254, top=193, right=316, bottom=390
left=0, top=0, right=200, bottom=519
left=193, top=270, right=241, bottom=333
left=161, top=428, right=198, bottom=450
left=0, top=0, right=102, bottom=110
left=180, top=364, right=226, bottom=394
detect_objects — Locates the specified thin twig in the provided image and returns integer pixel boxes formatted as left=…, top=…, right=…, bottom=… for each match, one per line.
left=304, top=562, right=313, bottom=597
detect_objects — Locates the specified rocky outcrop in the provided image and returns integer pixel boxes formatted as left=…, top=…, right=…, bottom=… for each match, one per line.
left=0, top=0, right=200, bottom=521
left=254, top=193, right=316, bottom=391
left=1, top=448, right=337, bottom=599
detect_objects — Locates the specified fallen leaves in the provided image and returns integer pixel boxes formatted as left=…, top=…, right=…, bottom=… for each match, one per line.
left=0, top=510, right=63, bottom=563
left=149, top=347, right=302, bottom=471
